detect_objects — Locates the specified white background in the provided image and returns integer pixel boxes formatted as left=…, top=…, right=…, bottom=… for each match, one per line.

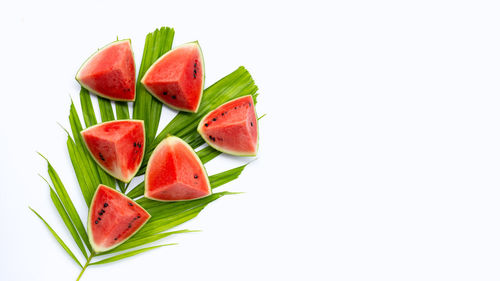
left=1, top=0, right=500, bottom=280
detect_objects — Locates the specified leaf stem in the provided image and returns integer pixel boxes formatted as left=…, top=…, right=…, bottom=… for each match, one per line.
left=76, top=253, right=94, bottom=281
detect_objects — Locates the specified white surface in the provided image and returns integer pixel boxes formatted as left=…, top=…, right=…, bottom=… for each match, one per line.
left=1, top=0, right=500, bottom=280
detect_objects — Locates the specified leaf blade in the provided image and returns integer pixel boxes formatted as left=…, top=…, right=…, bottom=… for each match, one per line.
left=40, top=175, right=89, bottom=259
left=97, top=96, right=115, bottom=122
left=103, top=230, right=195, bottom=254
left=30, top=207, right=83, bottom=268
left=90, top=244, right=175, bottom=265
left=115, top=101, right=130, bottom=120
left=39, top=154, right=91, bottom=251
left=79, top=87, right=97, bottom=127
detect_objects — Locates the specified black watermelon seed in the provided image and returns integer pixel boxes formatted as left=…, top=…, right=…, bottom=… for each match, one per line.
left=163, top=92, right=167, bottom=95
left=234, top=107, right=237, bottom=109
left=104, top=203, right=108, bottom=207
left=133, top=142, right=137, bottom=147
left=204, top=123, right=208, bottom=127
left=212, top=118, right=217, bottom=121
left=128, top=202, right=133, bottom=206
left=251, top=122, right=253, bottom=127
left=94, top=220, right=98, bottom=224
left=222, top=113, right=224, bottom=116
left=137, top=215, right=141, bottom=219
left=194, top=175, right=198, bottom=179
left=128, top=224, right=132, bottom=228
left=171, top=95, right=176, bottom=99
left=114, top=237, right=118, bottom=241
left=194, top=69, right=197, bottom=74
left=98, top=217, right=101, bottom=221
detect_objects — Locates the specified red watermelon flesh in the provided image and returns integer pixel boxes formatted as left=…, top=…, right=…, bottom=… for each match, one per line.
left=141, top=42, right=204, bottom=112
left=197, top=95, right=258, bottom=156
left=88, top=184, right=150, bottom=253
left=145, top=136, right=211, bottom=201
left=81, top=120, right=145, bottom=183
left=76, top=39, right=136, bottom=101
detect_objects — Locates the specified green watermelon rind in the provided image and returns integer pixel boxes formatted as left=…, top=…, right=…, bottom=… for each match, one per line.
left=140, top=41, right=205, bottom=113
left=80, top=119, right=146, bottom=183
left=87, top=184, right=151, bottom=253
left=197, top=95, right=259, bottom=157
left=144, top=135, right=212, bottom=202
left=75, top=39, right=136, bottom=102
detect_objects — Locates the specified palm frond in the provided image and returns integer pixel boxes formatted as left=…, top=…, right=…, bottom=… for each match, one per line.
left=34, top=26, right=260, bottom=281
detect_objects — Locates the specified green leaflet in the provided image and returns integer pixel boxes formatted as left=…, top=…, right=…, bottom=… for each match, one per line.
left=209, top=164, right=248, bottom=188
left=30, top=207, right=83, bottom=268
left=39, top=154, right=91, bottom=251
left=126, top=181, right=145, bottom=199
left=102, top=230, right=196, bottom=255
left=66, top=135, right=93, bottom=205
left=133, top=27, right=175, bottom=151
left=40, top=175, right=88, bottom=259
left=90, top=244, right=176, bottom=265
left=134, top=192, right=232, bottom=237
left=115, top=101, right=130, bottom=120
left=97, top=96, right=115, bottom=122
left=79, top=88, right=97, bottom=127
left=197, top=146, right=222, bottom=164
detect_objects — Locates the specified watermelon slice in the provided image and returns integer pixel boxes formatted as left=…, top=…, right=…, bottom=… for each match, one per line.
left=81, top=120, right=145, bottom=182
left=197, top=95, right=258, bottom=156
left=145, top=136, right=211, bottom=201
left=141, top=42, right=204, bottom=113
left=88, top=184, right=150, bottom=253
left=76, top=39, right=136, bottom=101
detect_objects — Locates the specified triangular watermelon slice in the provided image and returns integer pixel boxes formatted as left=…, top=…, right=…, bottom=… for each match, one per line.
left=88, top=184, right=150, bottom=253
left=81, top=120, right=145, bottom=182
left=76, top=39, right=136, bottom=101
left=141, top=42, right=204, bottom=113
left=197, top=95, right=258, bottom=156
left=145, top=136, right=211, bottom=201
